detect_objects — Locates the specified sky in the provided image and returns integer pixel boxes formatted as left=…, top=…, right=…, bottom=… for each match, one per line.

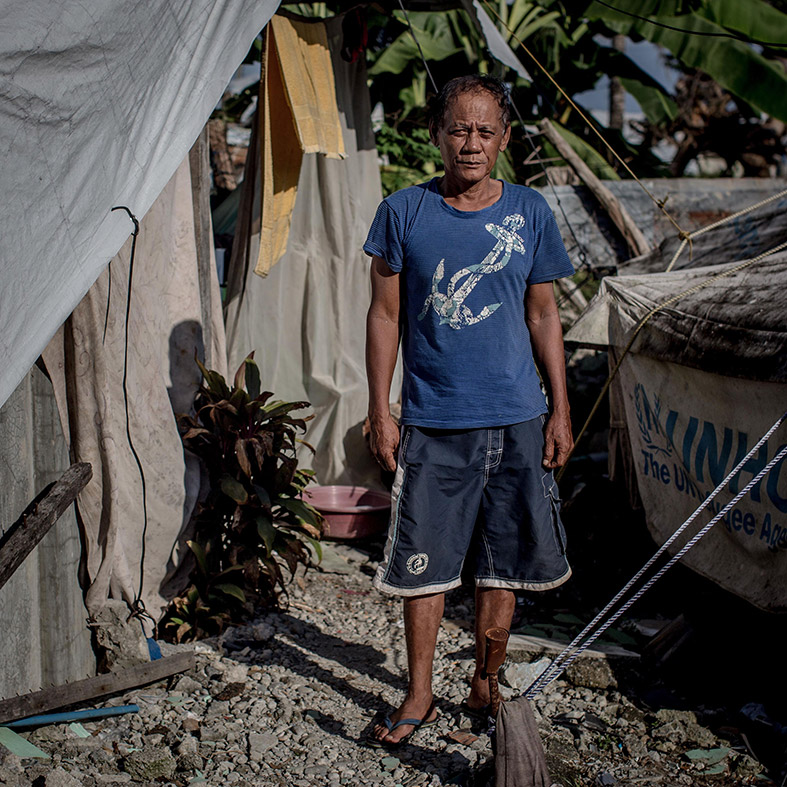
left=576, top=36, right=681, bottom=116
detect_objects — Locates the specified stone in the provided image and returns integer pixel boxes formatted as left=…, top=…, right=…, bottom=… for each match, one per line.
left=45, top=767, right=81, bottom=787
left=173, top=675, right=203, bottom=694
left=564, top=658, right=617, bottom=691
left=94, top=775, right=133, bottom=784
left=199, top=725, right=227, bottom=742
left=121, top=746, right=177, bottom=781
left=501, top=658, right=551, bottom=691
left=91, top=600, right=150, bottom=671
left=248, top=733, right=278, bottom=762
left=177, top=752, right=204, bottom=771
left=622, top=734, right=648, bottom=760
left=214, top=682, right=247, bottom=701
left=182, top=717, right=201, bottom=734
left=177, top=736, right=199, bottom=757
left=381, top=757, right=400, bottom=772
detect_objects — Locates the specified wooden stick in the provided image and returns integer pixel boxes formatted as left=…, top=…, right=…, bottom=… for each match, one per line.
left=484, top=627, right=510, bottom=718
left=0, top=651, right=195, bottom=723
left=0, top=462, right=92, bottom=591
left=538, top=118, right=650, bottom=258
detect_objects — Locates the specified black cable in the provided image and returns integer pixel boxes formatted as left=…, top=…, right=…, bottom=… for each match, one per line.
left=396, top=0, right=439, bottom=93
left=593, top=0, right=787, bottom=49
left=110, top=206, right=153, bottom=625
left=102, top=262, right=112, bottom=345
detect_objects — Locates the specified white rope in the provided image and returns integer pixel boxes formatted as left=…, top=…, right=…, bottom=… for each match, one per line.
left=665, top=188, right=787, bottom=272
left=525, top=410, right=787, bottom=699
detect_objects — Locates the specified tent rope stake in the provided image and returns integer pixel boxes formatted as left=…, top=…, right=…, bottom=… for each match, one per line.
left=526, top=410, right=787, bottom=698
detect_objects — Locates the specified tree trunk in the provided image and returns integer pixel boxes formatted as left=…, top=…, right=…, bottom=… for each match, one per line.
left=609, top=34, right=626, bottom=131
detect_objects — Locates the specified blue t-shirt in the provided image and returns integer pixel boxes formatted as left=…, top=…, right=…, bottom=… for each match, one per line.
left=364, top=178, right=574, bottom=428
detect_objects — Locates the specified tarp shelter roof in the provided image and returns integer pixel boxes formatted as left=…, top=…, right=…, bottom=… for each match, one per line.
left=566, top=254, right=787, bottom=384
left=619, top=194, right=787, bottom=276
left=0, top=0, right=280, bottom=409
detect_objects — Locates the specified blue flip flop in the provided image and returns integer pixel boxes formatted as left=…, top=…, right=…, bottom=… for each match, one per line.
left=366, top=702, right=439, bottom=748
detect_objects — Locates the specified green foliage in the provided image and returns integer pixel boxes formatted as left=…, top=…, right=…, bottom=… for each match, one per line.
left=585, top=0, right=787, bottom=122
left=160, top=354, right=323, bottom=642
left=376, top=123, right=444, bottom=196
left=369, top=12, right=463, bottom=76
left=546, top=121, right=622, bottom=180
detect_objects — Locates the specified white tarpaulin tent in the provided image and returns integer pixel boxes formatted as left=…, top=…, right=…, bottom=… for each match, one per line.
left=0, top=0, right=280, bottom=410
left=566, top=249, right=787, bottom=612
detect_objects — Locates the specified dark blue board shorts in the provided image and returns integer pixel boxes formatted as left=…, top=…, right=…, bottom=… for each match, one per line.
left=373, top=417, right=572, bottom=596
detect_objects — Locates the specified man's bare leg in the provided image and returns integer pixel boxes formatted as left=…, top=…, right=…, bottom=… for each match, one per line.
left=467, top=587, right=516, bottom=709
left=372, top=593, right=443, bottom=744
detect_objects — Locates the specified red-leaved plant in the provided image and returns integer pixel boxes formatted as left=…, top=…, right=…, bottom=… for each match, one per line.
left=161, top=354, right=323, bottom=642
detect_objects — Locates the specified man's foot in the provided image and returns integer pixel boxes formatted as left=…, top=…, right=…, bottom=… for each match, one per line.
left=369, top=695, right=438, bottom=746
left=464, top=668, right=490, bottom=712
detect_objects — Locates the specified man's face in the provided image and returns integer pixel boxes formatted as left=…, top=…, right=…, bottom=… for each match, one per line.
left=432, top=90, right=511, bottom=187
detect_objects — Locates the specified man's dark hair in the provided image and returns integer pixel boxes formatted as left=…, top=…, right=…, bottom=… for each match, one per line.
left=428, top=75, right=511, bottom=135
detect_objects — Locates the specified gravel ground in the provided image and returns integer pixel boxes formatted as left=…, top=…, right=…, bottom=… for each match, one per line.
left=0, top=540, right=773, bottom=787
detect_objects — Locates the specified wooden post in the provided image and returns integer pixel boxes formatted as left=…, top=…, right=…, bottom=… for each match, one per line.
left=0, top=462, right=92, bottom=591
left=207, top=118, right=238, bottom=193
left=0, top=651, right=195, bottom=723
left=538, top=118, right=650, bottom=258
left=484, top=627, right=510, bottom=718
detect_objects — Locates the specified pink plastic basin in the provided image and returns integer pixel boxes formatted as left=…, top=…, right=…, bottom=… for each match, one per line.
left=304, top=485, right=391, bottom=540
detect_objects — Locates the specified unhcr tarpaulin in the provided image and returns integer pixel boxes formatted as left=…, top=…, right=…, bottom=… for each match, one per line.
left=0, top=0, right=279, bottom=409
left=42, top=150, right=226, bottom=622
left=225, top=14, right=392, bottom=487
left=566, top=256, right=787, bottom=611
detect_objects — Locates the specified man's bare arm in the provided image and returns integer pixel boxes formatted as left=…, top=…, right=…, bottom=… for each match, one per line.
left=525, top=281, right=574, bottom=469
left=366, top=256, right=401, bottom=472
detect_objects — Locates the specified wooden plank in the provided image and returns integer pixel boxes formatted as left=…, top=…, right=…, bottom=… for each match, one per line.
left=507, top=633, right=639, bottom=661
left=0, top=462, right=92, bottom=591
left=0, top=651, right=194, bottom=723
left=538, top=118, right=650, bottom=259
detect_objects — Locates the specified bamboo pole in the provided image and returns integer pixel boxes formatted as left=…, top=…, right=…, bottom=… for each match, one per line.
left=538, top=118, right=650, bottom=258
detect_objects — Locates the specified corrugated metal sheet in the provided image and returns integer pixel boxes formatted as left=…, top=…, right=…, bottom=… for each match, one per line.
left=538, top=177, right=787, bottom=272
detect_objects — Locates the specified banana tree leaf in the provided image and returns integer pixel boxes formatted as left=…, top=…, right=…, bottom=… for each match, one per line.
left=597, top=47, right=679, bottom=125
left=586, top=0, right=787, bottom=121
left=698, top=0, right=787, bottom=46
left=619, top=76, right=678, bottom=126
left=550, top=121, right=621, bottom=180
left=492, top=147, right=516, bottom=183
left=369, top=12, right=462, bottom=75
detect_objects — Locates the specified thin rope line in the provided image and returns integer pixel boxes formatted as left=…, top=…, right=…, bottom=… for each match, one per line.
left=664, top=187, right=787, bottom=272
left=396, top=0, right=438, bottom=93
left=527, top=411, right=787, bottom=697
left=479, top=0, right=687, bottom=240
left=512, top=101, right=592, bottom=271
left=556, top=239, right=787, bottom=483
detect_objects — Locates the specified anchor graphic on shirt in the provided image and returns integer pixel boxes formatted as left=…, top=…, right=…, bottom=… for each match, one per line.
left=418, top=213, right=526, bottom=330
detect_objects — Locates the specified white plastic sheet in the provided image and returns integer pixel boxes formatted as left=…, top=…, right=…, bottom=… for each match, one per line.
left=0, top=0, right=279, bottom=408
left=224, top=15, right=394, bottom=488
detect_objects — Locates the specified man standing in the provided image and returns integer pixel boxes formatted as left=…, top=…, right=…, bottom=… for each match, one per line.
left=364, top=75, right=574, bottom=747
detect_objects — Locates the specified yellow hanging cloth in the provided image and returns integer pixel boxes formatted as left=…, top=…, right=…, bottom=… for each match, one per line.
left=256, top=15, right=346, bottom=277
